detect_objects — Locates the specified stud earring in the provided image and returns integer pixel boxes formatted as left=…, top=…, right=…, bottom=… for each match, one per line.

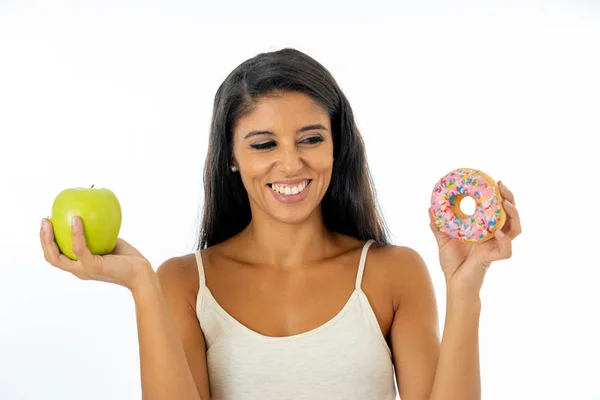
left=230, top=165, right=238, bottom=172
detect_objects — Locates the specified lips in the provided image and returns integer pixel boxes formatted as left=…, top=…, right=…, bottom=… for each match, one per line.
left=267, top=179, right=312, bottom=204
left=267, top=179, right=311, bottom=195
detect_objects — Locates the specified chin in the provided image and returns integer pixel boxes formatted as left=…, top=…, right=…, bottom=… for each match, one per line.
left=268, top=207, right=316, bottom=225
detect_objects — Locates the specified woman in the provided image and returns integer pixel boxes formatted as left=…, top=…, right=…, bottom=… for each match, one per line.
left=39, top=48, right=521, bottom=400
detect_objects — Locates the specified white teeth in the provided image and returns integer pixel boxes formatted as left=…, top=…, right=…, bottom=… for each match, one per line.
left=271, top=180, right=309, bottom=195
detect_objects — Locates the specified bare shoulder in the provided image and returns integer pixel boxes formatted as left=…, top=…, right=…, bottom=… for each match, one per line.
left=368, top=243, right=436, bottom=309
left=372, top=245, right=441, bottom=397
left=154, top=252, right=211, bottom=399
left=156, top=252, right=201, bottom=305
left=156, top=252, right=199, bottom=282
left=154, top=241, right=235, bottom=292
left=370, top=244, right=429, bottom=275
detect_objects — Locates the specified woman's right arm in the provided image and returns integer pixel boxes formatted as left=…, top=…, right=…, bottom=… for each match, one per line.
left=134, top=258, right=210, bottom=400
left=40, top=217, right=210, bottom=400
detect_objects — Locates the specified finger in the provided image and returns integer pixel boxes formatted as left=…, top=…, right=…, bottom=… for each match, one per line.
left=40, top=218, right=63, bottom=265
left=502, top=199, right=522, bottom=238
left=40, top=218, right=80, bottom=273
left=40, top=218, right=53, bottom=262
left=71, top=216, right=97, bottom=265
left=487, top=230, right=513, bottom=263
left=428, top=207, right=451, bottom=248
left=497, top=180, right=515, bottom=206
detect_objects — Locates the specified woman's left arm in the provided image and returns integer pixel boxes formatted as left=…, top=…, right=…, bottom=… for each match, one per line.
left=390, top=181, right=521, bottom=400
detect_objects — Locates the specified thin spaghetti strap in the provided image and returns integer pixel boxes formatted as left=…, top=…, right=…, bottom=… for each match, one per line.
left=355, top=239, right=375, bottom=290
left=195, top=250, right=206, bottom=293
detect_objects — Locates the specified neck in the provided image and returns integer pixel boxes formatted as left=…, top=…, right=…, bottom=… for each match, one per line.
left=239, top=207, right=336, bottom=268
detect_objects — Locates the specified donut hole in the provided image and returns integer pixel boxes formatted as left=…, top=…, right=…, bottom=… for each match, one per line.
left=460, top=196, right=477, bottom=216
left=453, top=194, right=477, bottom=218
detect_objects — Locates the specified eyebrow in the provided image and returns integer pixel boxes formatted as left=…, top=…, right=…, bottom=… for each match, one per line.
left=243, top=124, right=328, bottom=140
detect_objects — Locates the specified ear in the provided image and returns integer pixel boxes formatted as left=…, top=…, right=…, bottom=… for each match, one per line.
left=229, top=155, right=239, bottom=172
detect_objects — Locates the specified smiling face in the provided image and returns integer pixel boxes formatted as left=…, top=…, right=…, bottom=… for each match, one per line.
left=231, top=91, right=334, bottom=224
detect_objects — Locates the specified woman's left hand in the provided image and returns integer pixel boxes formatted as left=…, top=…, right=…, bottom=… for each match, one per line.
left=428, top=181, right=522, bottom=302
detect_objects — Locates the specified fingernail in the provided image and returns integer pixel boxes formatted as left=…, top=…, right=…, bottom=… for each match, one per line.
left=41, top=219, right=47, bottom=231
left=504, top=199, right=514, bottom=208
left=71, top=216, right=80, bottom=231
left=496, top=230, right=505, bottom=238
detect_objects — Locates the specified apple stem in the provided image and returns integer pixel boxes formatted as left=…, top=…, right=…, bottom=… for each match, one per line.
left=91, top=184, right=95, bottom=188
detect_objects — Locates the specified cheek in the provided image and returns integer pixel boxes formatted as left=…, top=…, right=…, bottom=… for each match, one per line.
left=305, top=145, right=334, bottom=171
left=236, top=153, right=274, bottom=192
left=244, top=157, right=275, bottom=178
left=235, top=148, right=272, bottom=173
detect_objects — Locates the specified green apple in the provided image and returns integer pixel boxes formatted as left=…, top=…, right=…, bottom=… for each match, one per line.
left=50, top=185, right=122, bottom=260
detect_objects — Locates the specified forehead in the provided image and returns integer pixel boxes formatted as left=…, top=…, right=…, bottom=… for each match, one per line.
left=235, top=91, right=330, bottom=134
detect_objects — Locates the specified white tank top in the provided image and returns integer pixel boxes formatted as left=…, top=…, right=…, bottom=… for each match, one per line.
left=194, top=239, right=397, bottom=400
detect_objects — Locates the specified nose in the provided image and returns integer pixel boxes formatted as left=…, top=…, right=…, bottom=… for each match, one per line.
left=277, top=146, right=303, bottom=175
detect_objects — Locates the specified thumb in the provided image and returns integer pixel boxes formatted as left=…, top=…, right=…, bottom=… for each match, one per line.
left=429, top=207, right=451, bottom=248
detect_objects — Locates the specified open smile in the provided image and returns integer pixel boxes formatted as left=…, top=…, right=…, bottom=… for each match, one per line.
left=267, top=179, right=312, bottom=204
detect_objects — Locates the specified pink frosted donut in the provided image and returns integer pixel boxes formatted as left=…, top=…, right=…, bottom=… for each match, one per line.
left=430, top=168, right=506, bottom=242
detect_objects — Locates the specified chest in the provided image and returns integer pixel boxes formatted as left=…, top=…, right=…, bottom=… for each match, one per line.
left=202, top=260, right=394, bottom=339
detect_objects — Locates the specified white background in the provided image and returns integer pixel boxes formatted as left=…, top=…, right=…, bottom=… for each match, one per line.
left=1, top=1, right=599, bottom=399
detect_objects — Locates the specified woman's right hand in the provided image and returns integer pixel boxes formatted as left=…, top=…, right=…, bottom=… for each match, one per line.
left=40, top=216, right=154, bottom=292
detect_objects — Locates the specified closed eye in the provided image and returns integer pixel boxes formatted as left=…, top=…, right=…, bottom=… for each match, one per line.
left=301, top=136, right=324, bottom=145
left=250, top=141, right=276, bottom=150
left=250, top=136, right=324, bottom=151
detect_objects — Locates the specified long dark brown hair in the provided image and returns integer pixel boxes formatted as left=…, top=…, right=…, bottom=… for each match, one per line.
left=194, top=48, right=390, bottom=250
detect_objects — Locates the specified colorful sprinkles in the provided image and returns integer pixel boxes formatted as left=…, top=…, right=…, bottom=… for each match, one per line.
left=430, top=168, right=503, bottom=242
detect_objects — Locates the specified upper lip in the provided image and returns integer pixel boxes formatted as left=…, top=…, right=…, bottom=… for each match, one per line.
left=268, top=179, right=311, bottom=186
